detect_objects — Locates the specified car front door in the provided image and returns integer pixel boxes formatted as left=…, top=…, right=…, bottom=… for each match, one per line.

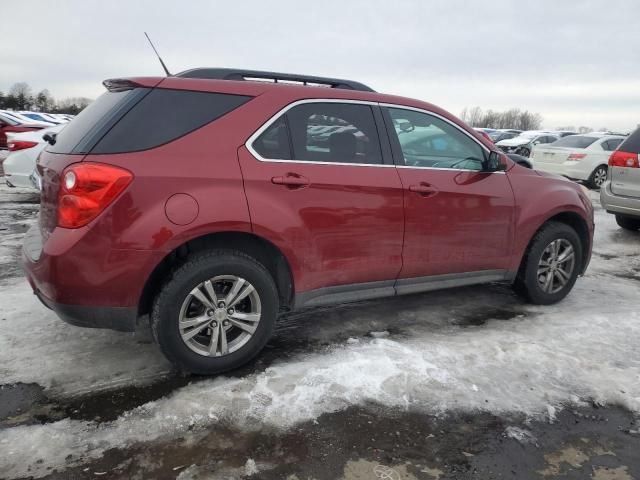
left=238, top=100, right=405, bottom=301
left=382, top=106, right=515, bottom=284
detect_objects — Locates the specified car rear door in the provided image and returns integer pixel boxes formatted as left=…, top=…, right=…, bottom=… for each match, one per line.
left=238, top=100, right=404, bottom=296
left=610, top=130, right=640, bottom=198
left=382, top=105, right=515, bottom=281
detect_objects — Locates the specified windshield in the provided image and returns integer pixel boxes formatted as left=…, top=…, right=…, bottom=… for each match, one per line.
left=551, top=136, right=598, bottom=149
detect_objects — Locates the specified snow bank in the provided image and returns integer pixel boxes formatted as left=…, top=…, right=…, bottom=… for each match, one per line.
left=2, top=272, right=639, bottom=478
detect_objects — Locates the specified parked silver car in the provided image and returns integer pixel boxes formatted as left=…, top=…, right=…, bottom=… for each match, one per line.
left=600, top=128, right=640, bottom=230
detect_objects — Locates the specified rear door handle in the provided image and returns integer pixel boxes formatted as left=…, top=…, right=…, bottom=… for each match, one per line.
left=408, top=183, right=438, bottom=197
left=271, top=173, right=310, bottom=188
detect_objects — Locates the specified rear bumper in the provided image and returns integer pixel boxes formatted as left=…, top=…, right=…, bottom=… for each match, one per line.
left=532, top=161, right=590, bottom=181
left=22, top=223, right=164, bottom=332
left=34, top=288, right=137, bottom=332
left=600, top=180, right=640, bottom=218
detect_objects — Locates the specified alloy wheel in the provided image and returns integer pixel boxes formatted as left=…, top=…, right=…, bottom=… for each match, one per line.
left=536, top=239, right=575, bottom=294
left=178, top=275, right=262, bottom=357
left=593, top=167, right=607, bottom=188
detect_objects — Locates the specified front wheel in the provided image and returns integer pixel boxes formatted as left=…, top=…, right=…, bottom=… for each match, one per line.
left=513, top=222, right=582, bottom=305
left=588, top=165, right=607, bottom=189
left=518, top=147, right=531, bottom=157
left=151, top=250, right=279, bottom=375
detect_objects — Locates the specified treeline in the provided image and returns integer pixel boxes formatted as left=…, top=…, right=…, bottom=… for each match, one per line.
left=0, top=82, right=92, bottom=115
left=460, top=106, right=543, bottom=131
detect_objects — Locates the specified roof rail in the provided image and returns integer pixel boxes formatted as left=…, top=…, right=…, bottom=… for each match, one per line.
left=175, top=68, right=375, bottom=92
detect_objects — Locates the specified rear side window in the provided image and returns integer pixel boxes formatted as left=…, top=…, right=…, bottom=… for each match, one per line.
left=602, top=138, right=623, bottom=151
left=252, top=102, right=383, bottom=165
left=48, top=89, right=147, bottom=154
left=618, top=129, right=640, bottom=154
left=551, top=135, right=598, bottom=149
left=92, top=89, right=251, bottom=154
left=253, top=116, right=292, bottom=160
left=48, top=88, right=251, bottom=155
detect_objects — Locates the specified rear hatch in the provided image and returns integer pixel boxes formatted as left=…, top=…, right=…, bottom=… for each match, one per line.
left=36, top=77, right=253, bottom=240
left=609, top=129, right=640, bottom=198
left=37, top=81, right=154, bottom=239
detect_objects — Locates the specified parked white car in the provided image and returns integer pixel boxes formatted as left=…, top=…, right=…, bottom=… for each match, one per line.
left=530, top=133, right=626, bottom=189
left=3, top=124, right=65, bottom=189
left=496, top=131, right=559, bottom=157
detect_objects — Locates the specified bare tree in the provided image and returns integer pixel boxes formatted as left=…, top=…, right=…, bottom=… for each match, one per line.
left=8, top=82, right=33, bottom=110
left=34, top=89, right=54, bottom=112
left=461, top=106, right=543, bottom=130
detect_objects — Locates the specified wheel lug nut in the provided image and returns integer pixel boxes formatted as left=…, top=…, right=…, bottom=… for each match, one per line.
left=218, top=302, right=225, bottom=308
left=227, top=308, right=234, bottom=315
left=212, top=321, right=218, bottom=327
left=207, top=309, right=214, bottom=316
left=223, top=320, right=230, bottom=326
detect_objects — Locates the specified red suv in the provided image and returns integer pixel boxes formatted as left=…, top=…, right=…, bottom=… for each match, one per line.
left=22, top=69, right=594, bottom=374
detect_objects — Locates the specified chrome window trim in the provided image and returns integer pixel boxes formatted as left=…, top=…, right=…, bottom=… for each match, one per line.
left=245, top=98, right=390, bottom=168
left=244, top=98, right=503, bottom=173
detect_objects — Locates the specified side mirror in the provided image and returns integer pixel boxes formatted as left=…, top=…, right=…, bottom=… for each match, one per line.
left=398, top=121, right=414, bottom=133
left=484, top=151, right=506, bottom=172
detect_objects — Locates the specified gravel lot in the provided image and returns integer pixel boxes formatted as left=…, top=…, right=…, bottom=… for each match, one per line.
left=0, top=180, right=638, bottom=480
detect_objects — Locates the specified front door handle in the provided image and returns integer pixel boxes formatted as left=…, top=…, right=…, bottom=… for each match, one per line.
left=271, top=173, right=310, bottom=189
left=408, top=182, right=438, bottom=197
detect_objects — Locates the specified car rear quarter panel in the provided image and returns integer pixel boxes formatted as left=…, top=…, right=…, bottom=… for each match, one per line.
left=507, top=166, right=594, bottom=272
left=35, top=98, right=263, bottom=307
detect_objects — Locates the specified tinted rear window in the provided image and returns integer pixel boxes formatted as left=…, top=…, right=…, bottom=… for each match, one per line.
left=619, top=129, right=640, bottom=154
left=48, top=89, right=148, bottom=154
left=92, top=89, right=251, bottom=154
left=551, top=135, right=598, bottom=148
left=48, top=88, right=251, bottom=155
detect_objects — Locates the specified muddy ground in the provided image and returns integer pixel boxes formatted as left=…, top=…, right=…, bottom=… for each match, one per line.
left=0, top=179, right=639, bottom=480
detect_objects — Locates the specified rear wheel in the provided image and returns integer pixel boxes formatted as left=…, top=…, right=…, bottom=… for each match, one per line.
left=615, top=215, right=640, bottom=231
left=587, top=165, right=607, bottom=189
left=513, top=222, right=582, bottom=305
left=151, top=250, right=279, bottom=374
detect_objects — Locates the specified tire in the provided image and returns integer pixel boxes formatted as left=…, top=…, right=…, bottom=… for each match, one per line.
left=587, top=165, right=607, bottom=189
left=615, top=215, right=640, bottom=231
left=518, top=147, right=531, bottom=157
left=513, top=221, right=582, bottom=305
left=151, top=249, right=279, bottom=375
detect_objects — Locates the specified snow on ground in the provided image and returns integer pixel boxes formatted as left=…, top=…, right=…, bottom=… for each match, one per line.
left=0, top=280, right=173, bottom=395
left=0, top=185, right=639, bottom=478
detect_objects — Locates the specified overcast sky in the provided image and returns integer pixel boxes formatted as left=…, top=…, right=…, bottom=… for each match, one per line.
left=2, top=0, right=638, bottom=130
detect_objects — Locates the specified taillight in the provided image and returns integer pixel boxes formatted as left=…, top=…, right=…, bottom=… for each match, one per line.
left=8, top=140, right=38, bottom=151
left=567, top=153, right=587, bottom=161
left=609, top=150, right=639, bottom=168
left=57, top=163, right=133, bottom=228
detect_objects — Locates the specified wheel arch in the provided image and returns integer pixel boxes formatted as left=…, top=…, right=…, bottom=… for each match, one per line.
left=138, top=231, right=295, bottom=317
left=520, top=211, right=591, bottom=275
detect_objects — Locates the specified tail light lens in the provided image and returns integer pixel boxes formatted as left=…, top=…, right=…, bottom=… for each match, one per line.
left=567, top=153, right=586, bottom=161
left=58, top=163, right=133, bottom=228
left=8, top=140, right=38, bottom=151
left=609, top=150, right=639, bottom=168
